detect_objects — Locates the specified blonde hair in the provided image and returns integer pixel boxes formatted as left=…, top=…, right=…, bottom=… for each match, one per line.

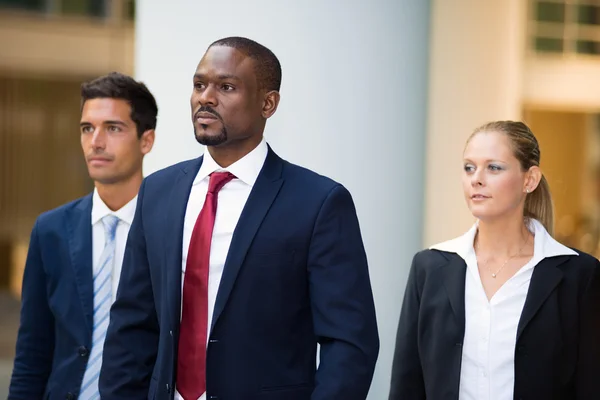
left=468, top=120, right=554, bottom=236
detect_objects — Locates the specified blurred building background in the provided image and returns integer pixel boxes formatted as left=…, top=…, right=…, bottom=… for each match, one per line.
left=0, top=0, right=134, bottom=396
left=0, top=0, right=600, bottom=398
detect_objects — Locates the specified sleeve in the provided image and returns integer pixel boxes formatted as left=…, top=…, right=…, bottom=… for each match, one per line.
left=388, top=252, right=426, bottom=400
left=8, top=218, right=55, bottom=399
left=575, top=257, right=600, bottom=399
left=308, top=184, right=380, bottom=400
left=99, top=178, right=160, bottom=399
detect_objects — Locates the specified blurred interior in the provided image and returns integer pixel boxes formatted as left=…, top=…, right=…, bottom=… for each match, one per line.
left=1, top=0, right=600, bottom=397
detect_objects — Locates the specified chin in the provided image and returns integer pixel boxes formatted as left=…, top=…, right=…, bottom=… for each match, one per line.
left=468, top=205, right=497, bottom=221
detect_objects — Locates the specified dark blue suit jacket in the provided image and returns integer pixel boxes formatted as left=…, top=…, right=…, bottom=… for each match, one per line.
left=9, top=195, right=97, bottom=400
left=99, top=148, right=379, bottom=400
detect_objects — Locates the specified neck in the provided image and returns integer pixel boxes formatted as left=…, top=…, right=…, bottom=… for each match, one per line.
left=475, top=215, right=532, bottom=259
left=95, top=172, right=142, bottom=211
left=208, top=135, right=263, bottom=168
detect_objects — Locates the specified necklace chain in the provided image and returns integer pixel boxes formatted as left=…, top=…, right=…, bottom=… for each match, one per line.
left=476, top=234, right=529, bottom=278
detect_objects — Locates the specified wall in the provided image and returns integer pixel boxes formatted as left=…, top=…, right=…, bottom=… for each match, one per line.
left=137, top=0, right=431, bottom=397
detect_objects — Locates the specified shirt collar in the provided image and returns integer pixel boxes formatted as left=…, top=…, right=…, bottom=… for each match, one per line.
left=193, top=137, right=268, bottom=187
left=91, top=188, right=137, bottom=226
left=430, top=218, right=578, bottom=262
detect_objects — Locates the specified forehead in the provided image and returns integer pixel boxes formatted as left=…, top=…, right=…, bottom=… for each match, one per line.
left=81, top=98, right=131, bottom=122
left=464, top=131, right=516, bottom=161
left=195, top=46, right=257, bottom=83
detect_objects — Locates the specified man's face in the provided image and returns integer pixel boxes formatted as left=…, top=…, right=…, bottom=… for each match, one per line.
left=191, top=45, right=266, bottom=147
left=80, top=98, right=153, bottom=185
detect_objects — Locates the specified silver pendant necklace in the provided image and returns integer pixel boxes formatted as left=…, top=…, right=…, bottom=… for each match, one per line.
left=476, top=234, right=529, bottom=278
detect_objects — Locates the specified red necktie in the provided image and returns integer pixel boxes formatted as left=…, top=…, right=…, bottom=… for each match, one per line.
left=177, top=171, right=235, bottom=400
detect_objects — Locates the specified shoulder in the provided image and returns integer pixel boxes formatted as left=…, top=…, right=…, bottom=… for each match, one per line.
left=562, top=248, right=600, bottom=278
left=145, top=158, right=199, bottom=183
left=280, top=158, right=340, bottom=194
left=36, top=194, right=91, bottom=229
left=412, top=248, right=460, bottom=270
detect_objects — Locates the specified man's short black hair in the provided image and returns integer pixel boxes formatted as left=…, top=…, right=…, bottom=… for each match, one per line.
left=209, top=37, right=282, bottom=92
left=81, top=72, right=158, bottom=138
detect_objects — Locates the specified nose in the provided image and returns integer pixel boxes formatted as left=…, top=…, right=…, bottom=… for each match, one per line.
left=90, top=128, right=106, bottom=151
left=471, top=169, right=484, bottom=187
left=197, top=84, right=217, bottom=107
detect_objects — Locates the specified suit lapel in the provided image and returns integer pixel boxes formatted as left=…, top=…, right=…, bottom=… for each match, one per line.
left=66, top=194, right=94, bottom=334
left=442, top=254, right=467, bottom=333
left=165, top=157, right=203, bottom=330
left=517, top=256, right=567, bottom=340
left=211, top=149, right=284, bottom=332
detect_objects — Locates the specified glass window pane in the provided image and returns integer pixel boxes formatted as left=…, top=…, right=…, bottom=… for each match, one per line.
left=535, top=36, right=564, bottom=53
left=124, top=0, right=135, bottom=21
left=536, top=1, right=566, bottom=23
left=60, top=0, right=105, bottom=18
left=577, top=5, right=600, bottom=25
left=576, top=40, right=600, bottom=55
left=0, top=0, right=44, bottom=12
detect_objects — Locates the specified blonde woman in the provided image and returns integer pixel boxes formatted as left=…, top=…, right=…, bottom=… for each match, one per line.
left=389, top=121, right=600, bottom=399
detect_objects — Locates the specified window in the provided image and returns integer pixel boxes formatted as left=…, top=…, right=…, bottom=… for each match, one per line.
left=0, top=0, right=45, bottom=12
left=0, top=0, right=135, bottom=22
left=531, top=0, right=600, bottom=56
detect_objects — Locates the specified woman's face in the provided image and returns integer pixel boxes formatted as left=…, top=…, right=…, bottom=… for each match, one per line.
left=462, top=131, right=529, bottom=222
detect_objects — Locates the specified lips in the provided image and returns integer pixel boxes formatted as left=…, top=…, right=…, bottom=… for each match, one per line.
left=87, top=157, right=112, bottom=166
left=195, top=110, right=220, bottom=124
left=471, top=194, right=490, bottom=200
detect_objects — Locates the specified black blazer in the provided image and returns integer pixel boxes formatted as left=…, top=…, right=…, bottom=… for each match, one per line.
left=389, top=248, right=600, bottom=400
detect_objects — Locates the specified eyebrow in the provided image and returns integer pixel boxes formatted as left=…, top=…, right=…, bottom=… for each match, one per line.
left=80, top=120, right=128, bottom=127
left=194, top=73, right=241, bottom=81
left=463, top=158, right=507, bottom=164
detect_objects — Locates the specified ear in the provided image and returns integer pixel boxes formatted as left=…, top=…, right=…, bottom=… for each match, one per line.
left=524, top=165, right=542, bottom=193
left=139, top=129, right=155, bottom=156
left=262, top=90, right=281, bottom=119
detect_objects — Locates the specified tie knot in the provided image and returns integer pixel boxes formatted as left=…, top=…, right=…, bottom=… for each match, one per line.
left=208, top=172, right=236, bottom=194
left=102, top=215, right=119, bottom=242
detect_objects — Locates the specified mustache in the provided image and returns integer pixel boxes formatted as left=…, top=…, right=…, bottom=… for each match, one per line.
left=194, top=106, right=223, bottom=121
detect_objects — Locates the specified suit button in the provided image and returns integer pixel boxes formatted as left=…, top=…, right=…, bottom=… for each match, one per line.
left=209, top=339, right=219, bottom=343
left=65, top=393, right=75, bottom=400
left=166, top=383, right=171, bottom=393
left=78, top=346, right=88, bottom=357
left=209, top=396, right=219, bottom=399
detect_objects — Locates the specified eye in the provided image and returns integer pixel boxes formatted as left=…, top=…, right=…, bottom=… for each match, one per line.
left=107, top=125, right=122, bottom=133
left=464, top=164, right=475, bottom=173
left=81, top=125, right=93, bottom=134
left=488, top=164, right=502, bottom=171
left=221, top=84, right=235, bottom=91
left=194, top=82, right=205, bottom=91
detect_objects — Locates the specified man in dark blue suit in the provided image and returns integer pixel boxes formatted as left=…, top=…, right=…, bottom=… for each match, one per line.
left=99, top=37, right=379, bottom=400
left=8, top=72, right=157, bottom=400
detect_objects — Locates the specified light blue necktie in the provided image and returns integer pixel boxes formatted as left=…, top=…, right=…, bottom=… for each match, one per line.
left=80, top=214, right=119, bottom=400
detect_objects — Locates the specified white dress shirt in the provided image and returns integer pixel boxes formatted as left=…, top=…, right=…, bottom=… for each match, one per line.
left=91, top=189, right=137, bottom=302
left=430, top=219, right=577, bottom=400
left=176, top=138, right=268, bottom=400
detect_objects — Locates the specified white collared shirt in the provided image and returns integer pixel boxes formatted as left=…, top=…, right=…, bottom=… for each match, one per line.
left=430, top=219, right=577, bottom=400
left=91, top=189, right=137, bottom=302
left=176, top=138, right=268, bottom=400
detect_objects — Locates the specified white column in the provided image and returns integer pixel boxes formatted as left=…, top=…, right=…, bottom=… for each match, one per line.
left=424, top=0, right=527, bottom=245
left=136, top=1, right=431, bottom=397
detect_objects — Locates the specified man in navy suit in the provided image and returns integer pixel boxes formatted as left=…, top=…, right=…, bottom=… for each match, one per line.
left=99, top=37, right=379, bottom=400
left=8, top=72, right=157, bottom=400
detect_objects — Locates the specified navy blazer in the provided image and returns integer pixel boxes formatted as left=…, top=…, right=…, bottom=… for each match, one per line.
left=389, top=248, right=600, bottom=400
left=9, top=194, right=97, bottom=400
left=99, top=148, right=380, bottom=400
